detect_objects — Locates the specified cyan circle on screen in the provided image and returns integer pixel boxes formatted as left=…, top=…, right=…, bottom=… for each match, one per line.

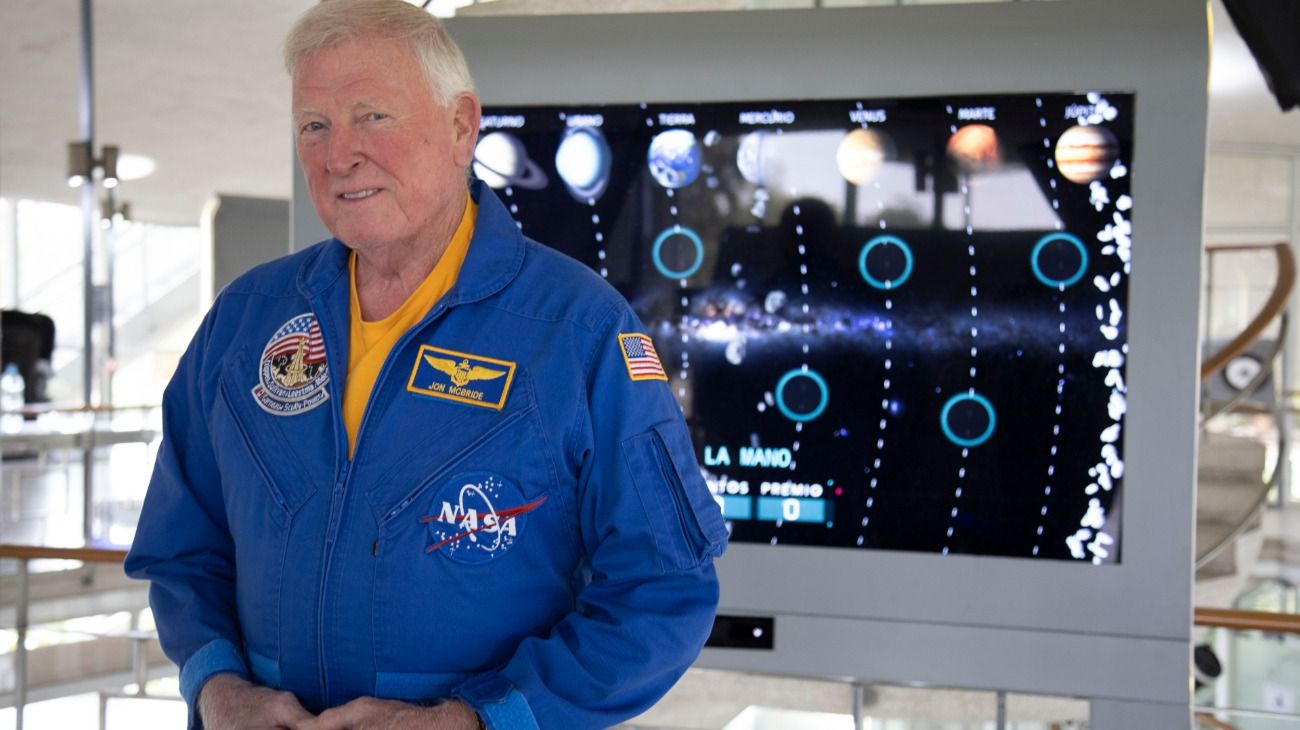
left=652, top=225, right=704, bottom=279
left=775, top=368, right=829, bottom=422
left=1031, top=232, right=1088, bottom=288
left=940, top=392, right=997, bottom=448
left=858, top=235, right=914, bottom=290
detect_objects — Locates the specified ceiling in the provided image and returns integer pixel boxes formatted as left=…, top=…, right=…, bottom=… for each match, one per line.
left=0, top=0, right=1296, bottom=227
left=0, top=0, right=308, bottom=226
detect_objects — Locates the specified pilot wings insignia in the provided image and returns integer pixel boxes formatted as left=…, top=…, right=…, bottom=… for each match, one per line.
left=408, top=345, right=517, bottom=411
left=425, top=355, right=507, bottom=387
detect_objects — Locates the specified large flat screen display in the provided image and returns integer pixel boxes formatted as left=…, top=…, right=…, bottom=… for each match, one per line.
left=475, top=91, right=1132, bottom=563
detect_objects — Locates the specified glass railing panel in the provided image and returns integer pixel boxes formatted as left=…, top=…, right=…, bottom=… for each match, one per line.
left=1, top=405, right=161, bottom=547
left=0, top=690, right=186, bottom=730
left=1197, top=708, right=1300, bottom=729
left=1197, top=606, right=1300, bottom=730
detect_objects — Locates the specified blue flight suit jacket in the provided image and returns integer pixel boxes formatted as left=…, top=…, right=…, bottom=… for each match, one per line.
left=125, top=182, right=729, bottom=729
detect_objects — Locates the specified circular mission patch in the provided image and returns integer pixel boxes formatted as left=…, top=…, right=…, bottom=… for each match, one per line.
left=250, top=313, right=330, bottom=416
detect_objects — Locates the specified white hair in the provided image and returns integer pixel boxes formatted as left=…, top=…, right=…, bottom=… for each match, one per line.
left=284, top=0, right=475, bottom=104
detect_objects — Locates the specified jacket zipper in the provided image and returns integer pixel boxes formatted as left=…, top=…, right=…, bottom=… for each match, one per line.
left=651, top=432, right=700, bottom=560
left=315, top=300, right=447, bottom=705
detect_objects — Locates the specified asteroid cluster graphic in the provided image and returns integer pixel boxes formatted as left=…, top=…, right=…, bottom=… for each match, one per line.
left=483, top=92, right=1133, bottom=564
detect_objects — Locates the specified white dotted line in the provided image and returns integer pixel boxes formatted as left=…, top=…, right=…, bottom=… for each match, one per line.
left=858, top=161, right=892, bottom=546
left=504, top=186, right=524, bottom=231
left=1034, top=299, right=1067, bottom=556
left=668, top=190, right=691, bottom=398
left=792, top=202, right=809, bottom=438
left=860, top=292, right=893, bottom=547
left=592, top=209, right=608, bottom=279
left=1033, top=99, right=1064, bottom=556
left=944, top=105, right=979, bottom=555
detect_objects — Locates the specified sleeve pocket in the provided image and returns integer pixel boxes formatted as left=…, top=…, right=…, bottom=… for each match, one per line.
left=622, top=421, right=729, bottom=573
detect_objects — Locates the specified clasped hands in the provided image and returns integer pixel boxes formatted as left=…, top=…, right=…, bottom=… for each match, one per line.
left=199, top=673, right=481, bottom=730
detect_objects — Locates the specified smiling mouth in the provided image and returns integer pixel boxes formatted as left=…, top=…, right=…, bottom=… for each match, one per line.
left=339, top=189, right=379, bottom=200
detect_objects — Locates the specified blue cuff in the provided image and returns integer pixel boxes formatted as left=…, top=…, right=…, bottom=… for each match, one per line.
left=453, top=673, right=538, bottom=730
left=179, top=639, right=249, bottom=729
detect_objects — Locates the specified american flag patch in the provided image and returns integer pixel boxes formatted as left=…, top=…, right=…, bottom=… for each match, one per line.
left=618, top=333, right=667, bottom=382
left=263, top=317, right=326, bottom=364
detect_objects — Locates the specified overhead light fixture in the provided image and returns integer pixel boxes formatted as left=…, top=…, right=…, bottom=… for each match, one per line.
left=101, top=145, right=120, bottom=189
left=99, top=198, right=132, bottom=228
left=67, top=140, right=92, bottom=187
left=66, top=141, right=134, bottom=188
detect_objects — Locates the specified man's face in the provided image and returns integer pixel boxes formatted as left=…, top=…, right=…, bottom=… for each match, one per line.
left=292, top=37, right=479, bottom=254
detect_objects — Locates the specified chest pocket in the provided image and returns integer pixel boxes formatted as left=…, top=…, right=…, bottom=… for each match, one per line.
left=365, top=372, right=582, bottom=682
left=360, top=371, right=556, bottom=523
left=214, top=346, right=331, bottom=517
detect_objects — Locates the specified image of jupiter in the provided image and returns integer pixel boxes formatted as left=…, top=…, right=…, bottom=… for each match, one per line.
left=1054, top=124, right=1119, bottom=184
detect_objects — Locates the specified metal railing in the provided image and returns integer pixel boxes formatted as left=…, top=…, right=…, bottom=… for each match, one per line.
left=1, top=405, right=159, bottom=545
left=0, top=544, right=165, bottom=730
left=7, top=541, right=1300, bottom=729
left=1197, top=243, right=1296, bottom=570
left=1202, top=243, right=1295, bottom=383
left=1194, top=606, right=1300, bottom=729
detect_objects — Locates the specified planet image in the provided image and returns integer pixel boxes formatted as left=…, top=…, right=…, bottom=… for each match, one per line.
left=1054, top=124, right=1119, bottom=184
left=647, top=129, right=701, bottom=189
left=946, top=124, right=1002, bottom=175
left=555, top=127, right=612, bottom=202
left=835, top=128, right=891, bottom=185
left=473, top=132, right=547, bottom=190
left=736, top=131, right=769, bottom=185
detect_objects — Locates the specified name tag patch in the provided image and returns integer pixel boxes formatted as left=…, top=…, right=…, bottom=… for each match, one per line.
left=251, top=313, right=330, bottom=415
left=418, top=471, right=547, bottom=564
left=406, top=345, right=516, bottom=410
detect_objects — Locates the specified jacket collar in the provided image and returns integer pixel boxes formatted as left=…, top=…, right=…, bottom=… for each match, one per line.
left=296, top=180, right=525, bottom=308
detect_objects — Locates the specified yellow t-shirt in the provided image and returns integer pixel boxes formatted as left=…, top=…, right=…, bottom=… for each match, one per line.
left=344, top=198, right=477, bottom=457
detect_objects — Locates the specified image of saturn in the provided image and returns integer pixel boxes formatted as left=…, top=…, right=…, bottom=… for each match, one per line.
left=481, top=91, right=1133, bottom=564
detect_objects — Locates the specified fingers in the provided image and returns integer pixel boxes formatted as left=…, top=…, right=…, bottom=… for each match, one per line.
left=264, top=689, right=315, bottom=726
left=294, top=696, right=435, bottom=730
left=295, top=698, right=367, bottom=730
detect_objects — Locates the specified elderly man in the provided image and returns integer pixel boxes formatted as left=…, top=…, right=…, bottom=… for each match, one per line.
left=124, top=1, right=728, bottom=728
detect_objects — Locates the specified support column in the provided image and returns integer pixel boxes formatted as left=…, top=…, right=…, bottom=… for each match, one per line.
left=77, top=0, right=98, bottom=544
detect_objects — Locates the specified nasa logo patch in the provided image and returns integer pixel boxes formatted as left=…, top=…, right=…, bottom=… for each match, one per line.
left=250, top=313, right=330, bottom=416
left=418, top=471, right=547, bottom=565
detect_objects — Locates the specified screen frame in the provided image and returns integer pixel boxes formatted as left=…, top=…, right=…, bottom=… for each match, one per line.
left=435, top=0, right=1207, bottom=707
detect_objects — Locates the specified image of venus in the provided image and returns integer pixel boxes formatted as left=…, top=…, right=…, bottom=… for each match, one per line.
left=1054, top=124, right=1119, bottom=184
left=835, top=128, right=891, bottom=185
